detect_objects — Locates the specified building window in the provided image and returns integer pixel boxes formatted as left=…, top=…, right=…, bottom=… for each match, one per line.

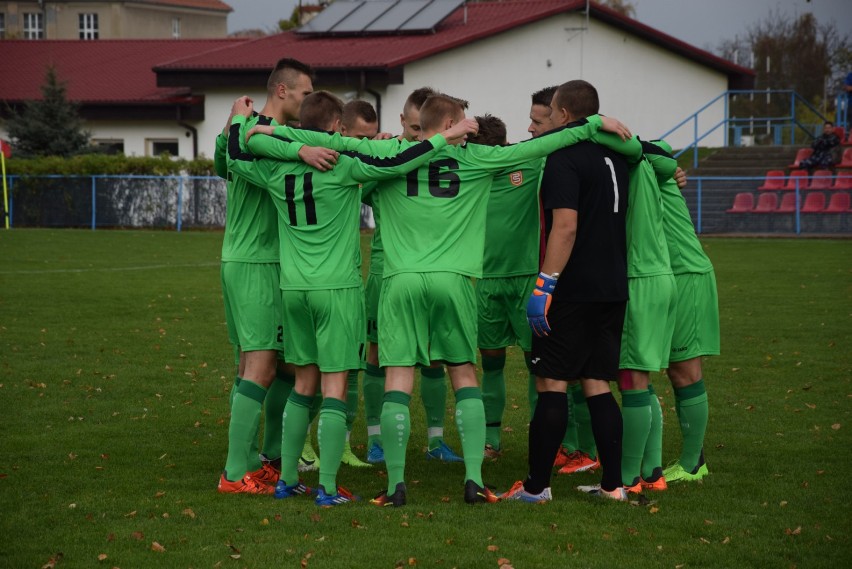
left=150, top=139, right=179, bottom=157
left=0, top=13, right=6, bottom=39
left=23, top=12, right=43, bottom=39
left=92, top=139, right=124, bottom=155
left=172, top=18, right=181, bottom=39
left=79, top=13, right=98, bottom=40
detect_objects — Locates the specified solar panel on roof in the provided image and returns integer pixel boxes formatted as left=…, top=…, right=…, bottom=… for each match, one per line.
left=297, top=0, right=464, bottom=36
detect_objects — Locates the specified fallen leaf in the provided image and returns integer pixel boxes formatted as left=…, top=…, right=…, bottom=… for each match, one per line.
left=497, top=558, right=511, bottom=566
left=400, top=522, right=410, bottom=528
left=805, top=403, right=816, bottom=410
left=627, top=527, right=638, bottom=535
left=68, top=503, right=77, bottom=509
left=230, top=554, right=241, bottom=560
left=310, top=512, right=321, bottom=522
left=97, top=554, right=107, bottom=561
left=649, top=506, right=659, bottom=514
left=68, top=453, right=77, bottom=460
left=722, top=536, right=731, bottom=544
left=153, top=491, right=165, bottom=499
left=150, top=541, right=165, bottom=552
left=699, top=537, right=710, bottom=544
left=350, top=519, right=363, bottom=529
left=441, top=496, right=450, bottom=503
left=131, top=531, right=144, bottom=541
left=41, top=552, right=64, bottom=569
left=106, top=533, right=114, bottom=542
left=550, top=523, right=558, bottom=532
left=261, top=518, right=269, bottom=526
left=227, top=544, right=241, bottom=554
left=181, top=508, right=195, bottom=519
left=704, top=519, right=714, bottom=525
left=499, top=565, right=515, bottom=569
left=780, top=501, right=788, bottom=507
left=831, top=423, right=841, bottom=430
left=408, top=558, right=417, bottom=566
left=487, top=545, right=499, bottom=552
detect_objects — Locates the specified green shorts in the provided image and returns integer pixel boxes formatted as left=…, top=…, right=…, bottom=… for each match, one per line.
left=378, top=272, right=477, bottom=367
left=221, top=262, right=283, bottom=353
left=365, top=272, right=381, bottom=344
left=282, top=286, right=365, bottom=372
left=476, top=274, right=536, bottom=352
left=620, top=274, right=677, bottom=371
left=669, top=270, right=720, bottom=362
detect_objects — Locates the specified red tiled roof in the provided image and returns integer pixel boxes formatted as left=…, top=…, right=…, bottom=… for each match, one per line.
left=155, top=0, right=752, bottom=84
left=137, top=0, right=232, bottom=12
left=0, top=39, right=244, bottom=104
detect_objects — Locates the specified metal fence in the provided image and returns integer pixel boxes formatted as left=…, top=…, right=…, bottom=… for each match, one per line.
left=2, top=174, right=850, bottom=234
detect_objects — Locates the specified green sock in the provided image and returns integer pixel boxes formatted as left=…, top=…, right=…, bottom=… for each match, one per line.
left=223, top=379, right=266, bottom=482
left=229, top=375, right=241, bottom=407
left=525, top=354, right=537, bottom=422
left=642, top=385, right=664, bottom=480
left=561, top=389, right=579, bottom=452
left=675, top=379, right=709, bottom=471
left=420, top=366, right=447, bottom=448
left=481, top=354, right=506, bottom=450
left=621, top=389, right=651, bottom=487
left=317, top=397, right=348, bottom=492
left=261, top=371, right=294, bottom=461
left=571, top=384, right=597, bottom=458
left=363, top=364, right=385, bottom=447
left=381, top=391, right=411, bottom=493
left=455, top=387, right=486, bottom=487
left=309, top=391, right=322, bottom=423
left=280, top=391, right=313, bottom=485
left=345, top=370, right=360, bottom=433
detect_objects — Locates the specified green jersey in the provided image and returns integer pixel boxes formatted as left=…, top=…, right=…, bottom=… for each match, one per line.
left=625, top=142, right=674, bottom=278
left=214, top=114, right=301, bottom=263
left=360, top=181, right=384, bottom=276
left=646, top=141, right=714, bottom=275
left=482, top=159, right=543, bottom=277
left=226, top=115, right=448, bottom=289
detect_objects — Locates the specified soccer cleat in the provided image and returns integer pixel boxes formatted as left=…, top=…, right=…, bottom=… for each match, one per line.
left=623, top=481, right=643, bottom=494
left=552, top=447, right=573, bottom=468
left=663, top=461, right=709, bottom=483
left=315, top=485, right=358, bottom=507
left=370, top=482, right=407, bottom=507
left=298, top=441, right=320, bottom=472
left=217, top=473, right=274, bottom=495
left=484, top=444, right=502, bottom=460
left=248, top=463, right=280, bottom=486
left=425, top=440, right=464, bottom=463
left=556, top=451, right=599, bottom=475
left=577, top=484, right=628, bottom=502
left=366, top=441, right=385, bottom=464
left=274, top=479, right=313, bottom=499
left=499, top=480, right=552, bottom=503
left=464, top=480, right=499, bottom=504
left=640, top=476, right=668, bottom=491
left=340, top=440, right=372, bottom=468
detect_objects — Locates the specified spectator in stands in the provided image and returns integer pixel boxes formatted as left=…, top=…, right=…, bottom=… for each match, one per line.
left=798, top=122, right=840, bottom=172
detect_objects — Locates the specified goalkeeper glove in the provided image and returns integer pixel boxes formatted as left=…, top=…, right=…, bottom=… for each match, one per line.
left=526, top=272, right=558, bottom=337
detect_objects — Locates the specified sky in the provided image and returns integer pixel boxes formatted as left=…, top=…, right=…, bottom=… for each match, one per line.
left=225, top=0, right=851, bottom=55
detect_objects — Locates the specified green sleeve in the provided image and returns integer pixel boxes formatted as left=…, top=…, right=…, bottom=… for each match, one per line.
left=641, top=141, right=678, bottom=183
left=225, top=116, right=276, bottom=189
left=348, top=134, right=448, bottom=183
left=591, top=132, right=644, bottom=163
left=254, top=126, right=402, bottom=155
left=231, top=117, right=304, bottom=161
left=465, top=114, right=603, bottom=172
left=213, top=134, right=228, bottom=179
left=361, top=181, right=379, bottom=206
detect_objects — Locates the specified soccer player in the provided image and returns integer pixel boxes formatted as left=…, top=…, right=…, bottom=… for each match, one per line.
left=225, top=93, right=477, bottom=505
left=651, top=140, right=719, bottom=484
left=617, top=140, right=678, bottom=495
left=341, top=100, right=380, bottom=139
left=213, top=58, right=322, bottom=494
left=502, top=80, right=641, bottom=503
left=528, top=85, right=599, bottom=475
left=469, top=113, right=540, bottom=459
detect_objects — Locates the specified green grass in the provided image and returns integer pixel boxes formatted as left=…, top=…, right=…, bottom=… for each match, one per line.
left=0, top=230, right=850, bottom=568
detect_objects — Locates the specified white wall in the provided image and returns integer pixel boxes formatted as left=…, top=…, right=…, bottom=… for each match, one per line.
left=386, top=13, right=728, bottom=149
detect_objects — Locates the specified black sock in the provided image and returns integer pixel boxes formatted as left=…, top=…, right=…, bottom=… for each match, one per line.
left=586, top=391, right=623, bottom=492
left=525, top=391, right=568, bottom=495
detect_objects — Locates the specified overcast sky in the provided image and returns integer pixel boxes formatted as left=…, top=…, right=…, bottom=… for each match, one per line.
left=225, top=0, right=851, bottom=55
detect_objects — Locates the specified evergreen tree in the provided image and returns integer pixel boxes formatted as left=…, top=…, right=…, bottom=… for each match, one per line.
left=5, top=65, right=90, bottom=157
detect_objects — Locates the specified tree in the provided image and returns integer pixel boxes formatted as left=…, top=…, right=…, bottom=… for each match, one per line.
left=4, top=65, right=90, bottom=157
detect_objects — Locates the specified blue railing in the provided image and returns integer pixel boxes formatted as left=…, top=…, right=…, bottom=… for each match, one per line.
left=658, top=90, right=832, bottom=169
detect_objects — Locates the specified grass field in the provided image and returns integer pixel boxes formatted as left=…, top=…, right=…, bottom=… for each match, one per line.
left=0, top=230, right=850, bottom=569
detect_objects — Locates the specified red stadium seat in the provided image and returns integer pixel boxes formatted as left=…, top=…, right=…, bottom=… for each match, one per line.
left=777, top=193, right=797, bottom=213
left=824, top=192, right=851, bottom=213
left=831, top=174, right=852, bottom=190
left=788, top=148, right=812, bottom=168
left=800, top=192, right=826, bottom=213
left=726, top=192, right=754, bottom=213
left=838, top=148, right=852, bottom=168
left=757, top=170, right=785, bottom=191
left=783, top=169, right=809, bottom=191
left=809, top=170, right=833, bottom=190
left=753, top=192, right=778, bottom=213
left=834, top=126, right=845, bottom=142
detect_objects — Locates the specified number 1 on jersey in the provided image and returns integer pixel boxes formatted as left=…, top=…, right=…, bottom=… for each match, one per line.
left=604, top=157, right=619, bottom=213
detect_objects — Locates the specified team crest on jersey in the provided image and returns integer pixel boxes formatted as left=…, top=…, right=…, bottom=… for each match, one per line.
left=509, top=171, right=523, bottom=186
